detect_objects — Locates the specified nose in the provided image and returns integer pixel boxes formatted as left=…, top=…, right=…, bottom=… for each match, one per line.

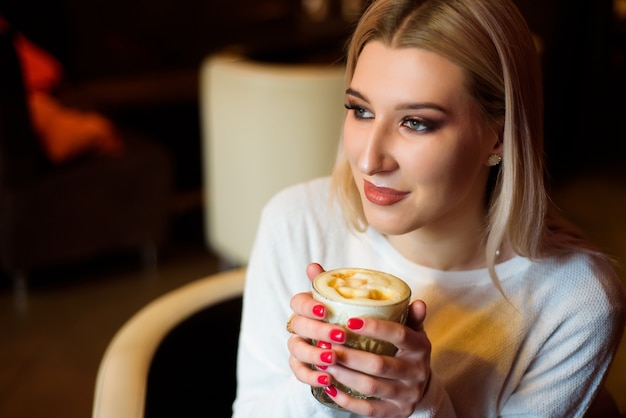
left=356, top=122, right=398, bottom=175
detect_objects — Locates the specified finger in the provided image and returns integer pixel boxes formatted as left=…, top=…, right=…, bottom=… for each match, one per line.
left=325, top=358, right=391, bottom=398
left=328, top=351, right=425, bottom=402
left=320, top=385, right=413, bottom=418
left=288, top=347, right=334, bottom=388
left=342, top=317, right=430, bottom=371
left=306, top=262, right=325, bottom=282
left=406, top=299, right=427, bottom=330
left=331, top=343, right=412, bottom=381
left=287, top=312, right=347, bottom=344
left=345, top=317, right=419, bottom=352
left=288, top=336, right=337, bottom=373
left=290, top=292, right=327, bottom=320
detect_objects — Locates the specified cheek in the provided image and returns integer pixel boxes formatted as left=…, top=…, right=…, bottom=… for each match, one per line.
left=406, top=139, right=482, bottom=193
left=434, top=141, right=488, bottom=196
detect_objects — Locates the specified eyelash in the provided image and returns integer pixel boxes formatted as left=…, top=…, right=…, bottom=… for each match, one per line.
left=344, top=103, right=372, bottom=120
left=402, top=117, right=433, bottom=133
left=344, top=103, right=436, bottom=133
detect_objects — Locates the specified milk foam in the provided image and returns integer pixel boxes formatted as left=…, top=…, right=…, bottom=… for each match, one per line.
left=313, top=268, right=410, bottom=307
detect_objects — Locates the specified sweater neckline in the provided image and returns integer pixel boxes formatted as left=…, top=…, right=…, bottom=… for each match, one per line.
left=365, top=227, right=532, bottom=286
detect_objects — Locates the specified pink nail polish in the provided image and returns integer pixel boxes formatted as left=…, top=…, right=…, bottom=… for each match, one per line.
left=312, top=304, right=325, bottom=317
left=324, top=385, right=338, bottom=397
left=330, top=329, right=345, bottom=343
left=320, top=351, right=333, bottom=364
left=347, top=318, right=364, bottom=330
left=317, top=375, right=329, bottom=385
left=317, top=365, right=328, bottom=370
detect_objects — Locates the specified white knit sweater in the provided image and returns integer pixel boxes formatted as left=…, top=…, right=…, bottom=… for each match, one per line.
left=232, top=177, right=625, bottom=418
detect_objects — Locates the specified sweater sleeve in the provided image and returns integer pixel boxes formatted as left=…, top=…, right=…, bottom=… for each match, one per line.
left=500, top=257, right=626, bottom=417
left=409, top=375, right=457, bottom=417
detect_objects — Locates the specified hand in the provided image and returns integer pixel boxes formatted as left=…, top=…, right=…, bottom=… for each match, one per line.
left=287, top=263, right=345, bottom=397
left=287, top=263, right=432, bottom=417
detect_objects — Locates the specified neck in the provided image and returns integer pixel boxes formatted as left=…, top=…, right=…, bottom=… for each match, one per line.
left=386, top=226, right=490, bottom=271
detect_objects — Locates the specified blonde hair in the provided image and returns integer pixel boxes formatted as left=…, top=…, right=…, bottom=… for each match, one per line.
left=331, top=0, right=613, bottom=282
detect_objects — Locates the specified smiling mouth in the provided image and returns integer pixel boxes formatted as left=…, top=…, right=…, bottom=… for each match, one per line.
left=363, top=180, right=409, bottom=206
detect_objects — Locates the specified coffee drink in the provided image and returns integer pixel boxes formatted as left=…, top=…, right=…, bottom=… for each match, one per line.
left=310, top=267, right=411, bottom=409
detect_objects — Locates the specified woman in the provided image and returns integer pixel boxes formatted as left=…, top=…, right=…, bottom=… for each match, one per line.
left=232, top=0, right=626, bottom=416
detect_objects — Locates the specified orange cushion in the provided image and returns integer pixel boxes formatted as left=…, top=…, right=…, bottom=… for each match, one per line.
left=1, top=16, right=125, bottom=163
left=29, top=92, right=124, bottom=164
left=13, top=32, right=63, bottom=93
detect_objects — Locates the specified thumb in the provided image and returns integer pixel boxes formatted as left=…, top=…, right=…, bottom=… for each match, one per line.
left=406, top=299, right=427, bottom=330
left=306, top=263, right=325, bottom=283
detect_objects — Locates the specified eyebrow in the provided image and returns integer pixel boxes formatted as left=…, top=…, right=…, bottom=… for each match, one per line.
left=345, top=87, right=447, bottom=113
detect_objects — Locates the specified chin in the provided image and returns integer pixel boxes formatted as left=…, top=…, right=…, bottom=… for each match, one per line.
left=364, top=211, right=415, bottom=236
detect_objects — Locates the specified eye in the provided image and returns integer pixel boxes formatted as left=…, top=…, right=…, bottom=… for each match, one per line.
left=402, top=117, right=434, bottom=133
left=344, top=104, right=374, bottom=120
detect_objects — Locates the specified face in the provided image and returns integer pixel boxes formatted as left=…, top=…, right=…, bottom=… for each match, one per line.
left=343, top=41, right=501, bottom=239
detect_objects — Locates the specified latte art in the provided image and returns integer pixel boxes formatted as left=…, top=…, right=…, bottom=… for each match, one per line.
left=312, top=268, right=411, bottom=344
left=314, top=268, right=411, bottom=306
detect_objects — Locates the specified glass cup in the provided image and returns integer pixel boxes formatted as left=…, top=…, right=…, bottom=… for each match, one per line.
left=310, top=267, right=411, bottom=410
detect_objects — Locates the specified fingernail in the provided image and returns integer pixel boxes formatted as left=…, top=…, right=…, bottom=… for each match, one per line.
left=317, top=365, right=328, bottom=370
left=317, top=375, right=330, bottom=385
left=324, top=385, right=338, bottom=397
left=312, top=304, right=325, bottom=317
left=330, top=329, right=345, bottom=343
left=347, top=318, right=364, bottom=330
left=317, top=341, right=332, bottom=349
left=320, top=351, right=333, bottom=364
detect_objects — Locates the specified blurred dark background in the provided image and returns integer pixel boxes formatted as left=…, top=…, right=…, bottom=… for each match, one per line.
left=1, top=0, right=624, bottom=201
left=0, top=0, right=351, bottom=197
left=0, top=1, right=624, bottom=417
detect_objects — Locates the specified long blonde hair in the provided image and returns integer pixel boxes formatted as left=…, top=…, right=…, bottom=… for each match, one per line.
left=332, top=0, right=613, bottom=282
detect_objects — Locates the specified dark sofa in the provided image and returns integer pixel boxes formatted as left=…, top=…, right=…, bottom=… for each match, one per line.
left=0, top=26, right=173, bottom=296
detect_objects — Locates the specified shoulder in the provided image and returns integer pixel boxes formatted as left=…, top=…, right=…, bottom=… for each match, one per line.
left=552, top=253, right=623, bottom=302
left=525, top=252, right=626, bottom=325
left=528, top=253, right=622, bottom=298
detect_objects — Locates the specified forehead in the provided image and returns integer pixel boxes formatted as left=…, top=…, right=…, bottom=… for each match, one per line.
left=351, top=41, right=469, bottom=104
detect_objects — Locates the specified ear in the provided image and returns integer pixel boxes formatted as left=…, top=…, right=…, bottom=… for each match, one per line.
left=491, top=128, right=504, bottom=154
left=483, top=128, right=504, bottom=167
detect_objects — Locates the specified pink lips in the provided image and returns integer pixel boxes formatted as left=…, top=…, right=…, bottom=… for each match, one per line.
left=363, top=180, right=409, bottom=206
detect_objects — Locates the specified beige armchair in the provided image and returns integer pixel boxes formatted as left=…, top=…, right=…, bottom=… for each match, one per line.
left=199, top=51, right=345, bottom=266
left=92, top=267, right=246, bottom=418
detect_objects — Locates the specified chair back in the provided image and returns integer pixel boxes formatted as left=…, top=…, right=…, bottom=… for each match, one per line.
left=93, top=268, right=246, bottom=418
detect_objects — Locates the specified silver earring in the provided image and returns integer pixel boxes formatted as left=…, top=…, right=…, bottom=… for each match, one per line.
left=487, top=154, right=502, bottom=166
